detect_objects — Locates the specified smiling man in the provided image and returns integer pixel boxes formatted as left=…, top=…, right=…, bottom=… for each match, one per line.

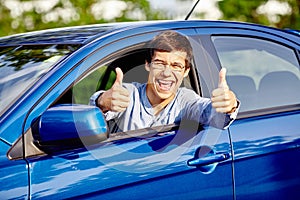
left=90, top=30, right=239, bottom=132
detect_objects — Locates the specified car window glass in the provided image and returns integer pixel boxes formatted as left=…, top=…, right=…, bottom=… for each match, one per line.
left=0, top=44, right=80, bottom=114
left=212, top=36, right=300, bottom=112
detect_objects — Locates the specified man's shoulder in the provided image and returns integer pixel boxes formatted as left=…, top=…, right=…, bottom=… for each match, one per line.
left=176, top=87, right=208, bottom=102
left=177, top=87, right=197, bottom=95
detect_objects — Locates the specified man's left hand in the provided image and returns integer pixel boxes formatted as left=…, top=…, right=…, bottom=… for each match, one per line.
left=211, top=68, right=238, bottom=113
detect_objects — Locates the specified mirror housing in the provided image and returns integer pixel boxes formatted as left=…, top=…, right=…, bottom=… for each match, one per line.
left=32, top=104, right=108, bottom=152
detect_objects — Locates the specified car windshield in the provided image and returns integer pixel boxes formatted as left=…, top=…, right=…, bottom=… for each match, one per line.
left=0, top=44, right=80, bottom=114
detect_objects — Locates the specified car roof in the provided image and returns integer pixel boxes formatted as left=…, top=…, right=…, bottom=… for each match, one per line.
left=284, top=29, right=300, bottom=36
left=0, top=21, right=161, bottom=46
left=0, top=20, right=298, bottom=47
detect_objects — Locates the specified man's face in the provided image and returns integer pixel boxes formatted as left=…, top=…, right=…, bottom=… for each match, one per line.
left=145, top=50, right=190, bottom=104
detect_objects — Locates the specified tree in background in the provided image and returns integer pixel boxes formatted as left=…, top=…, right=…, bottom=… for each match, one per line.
left=217, top=0, right=300, bottom=30
left=0, top=0, right=299, bottom=37
left=0, top=0, right=166, bottom=37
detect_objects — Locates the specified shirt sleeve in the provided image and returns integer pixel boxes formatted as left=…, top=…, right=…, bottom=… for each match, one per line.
left=199, top=99, right=240, bottom=130
left=222, top=100, right=240, bottom=129
left=89, top=91, right=102, bottom=106
left=89, top=90, right=120, bottom=121
left=179, top=88, right=240, bottom=130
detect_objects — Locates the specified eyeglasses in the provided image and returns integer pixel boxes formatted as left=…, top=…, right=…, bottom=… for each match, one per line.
left=151, top=60, right=185, bottom=72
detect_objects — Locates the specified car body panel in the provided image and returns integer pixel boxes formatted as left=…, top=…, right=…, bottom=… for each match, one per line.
left=0, top=141, right=29, bottom=199
left=230, top=111, right=300, bottom=199
left=28, top=127, right=233, bottom=199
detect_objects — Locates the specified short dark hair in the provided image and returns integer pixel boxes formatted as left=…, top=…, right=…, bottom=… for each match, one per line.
left=146, top=30, right=193, bottom=68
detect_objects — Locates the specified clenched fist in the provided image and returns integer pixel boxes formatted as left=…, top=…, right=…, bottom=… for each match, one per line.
left=211, top=68, right=237, bottom=113
left=97, top=67, right=130, bottom=112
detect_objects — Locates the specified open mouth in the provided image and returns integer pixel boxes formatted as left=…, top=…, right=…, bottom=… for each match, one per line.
left=156, top=79, right=174, bottom=92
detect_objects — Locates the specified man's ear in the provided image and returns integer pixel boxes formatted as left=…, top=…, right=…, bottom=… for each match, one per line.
left=183, top=67, right=190, bottom=78
left=145, top=61, right=150, bottom=71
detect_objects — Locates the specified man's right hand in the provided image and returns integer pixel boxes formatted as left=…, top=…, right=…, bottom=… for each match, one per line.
left=97, top=67, right=130, bottom=112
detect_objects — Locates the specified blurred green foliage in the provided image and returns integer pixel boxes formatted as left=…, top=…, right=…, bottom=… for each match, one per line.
left=217, top=0, right=300, bottom=30
left=0, top=0, right=165, bottom=37
left=72, top=66, right=116, bottom=104
left=0, top=0, right=299, bottom=37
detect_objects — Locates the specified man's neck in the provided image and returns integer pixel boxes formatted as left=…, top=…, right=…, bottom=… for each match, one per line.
left=153, top=96, right=175, bottom=115
left=146, top=84, right=175, bottom=116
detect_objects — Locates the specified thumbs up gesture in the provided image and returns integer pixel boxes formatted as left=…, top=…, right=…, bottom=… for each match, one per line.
left=97, top=67, right=130, bottom=112
left=211, top=68, right=238, bottom=113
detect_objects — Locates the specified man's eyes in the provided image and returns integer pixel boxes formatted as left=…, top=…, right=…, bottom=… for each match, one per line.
left=153, top=61, right=164, bottom=65
left=153, top=61, right=184, bottom=69
left=172, top=63, right=184, bottom=69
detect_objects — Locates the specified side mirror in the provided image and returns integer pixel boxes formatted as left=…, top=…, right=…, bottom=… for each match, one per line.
left=32, top=104, right=108, bottom=152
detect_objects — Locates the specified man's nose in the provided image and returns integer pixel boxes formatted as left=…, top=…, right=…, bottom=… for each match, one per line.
left=161, top=65, right=172, bottom=76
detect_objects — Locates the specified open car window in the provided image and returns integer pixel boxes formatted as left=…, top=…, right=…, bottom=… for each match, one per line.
left=61, top=43, right=197, bottom=135
left=68, top=47, right=195, bottom=106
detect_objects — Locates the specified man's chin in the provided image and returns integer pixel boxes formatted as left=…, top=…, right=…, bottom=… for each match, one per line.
left=157, top=90, right=174, bottom=100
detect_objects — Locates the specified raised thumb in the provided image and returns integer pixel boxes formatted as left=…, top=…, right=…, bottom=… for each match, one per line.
left=218, top=68, right=228, bottom=88
left=113, top=67, right=123, bottom=87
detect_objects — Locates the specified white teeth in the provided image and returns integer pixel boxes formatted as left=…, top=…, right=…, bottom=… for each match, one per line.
left=157, top=80, right=173, bottom=91
left=158, top=80, right=172, bottom=85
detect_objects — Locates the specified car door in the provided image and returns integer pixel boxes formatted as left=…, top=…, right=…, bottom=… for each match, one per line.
left=209, top=28, right=300, bottom=199
left=13, top=27, right=234, bottom=199
left=0, top=141, right=29, bottom=199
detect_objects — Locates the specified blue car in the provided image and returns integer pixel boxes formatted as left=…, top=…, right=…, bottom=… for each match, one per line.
left=0, top=20, right=299, bottom=199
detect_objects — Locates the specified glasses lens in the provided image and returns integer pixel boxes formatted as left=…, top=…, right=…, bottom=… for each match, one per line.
left=152, top=62, right=184, bottom=72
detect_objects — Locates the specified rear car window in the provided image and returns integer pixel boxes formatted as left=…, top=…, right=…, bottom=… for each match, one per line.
left=212, top=36, right=300, bottom=113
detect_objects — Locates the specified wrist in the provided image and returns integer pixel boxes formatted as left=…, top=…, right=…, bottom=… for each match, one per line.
left=227, top=100, right=238, bottom=114
left=96, top=93, right=109, bottom=113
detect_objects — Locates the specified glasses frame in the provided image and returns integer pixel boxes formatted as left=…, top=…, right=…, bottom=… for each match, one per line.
left=151, top=60, right=186, bottom=73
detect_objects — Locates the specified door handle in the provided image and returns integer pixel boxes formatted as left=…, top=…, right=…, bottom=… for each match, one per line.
left=187, top=152, right=230, bottom=167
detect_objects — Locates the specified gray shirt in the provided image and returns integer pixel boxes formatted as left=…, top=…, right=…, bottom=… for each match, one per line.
left=90, top=82, right=238, bottom=133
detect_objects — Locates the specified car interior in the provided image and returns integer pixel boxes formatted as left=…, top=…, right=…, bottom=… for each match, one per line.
left=55, top=47, right=199, bottom=108
left=257, top=70, right=300, bottom=108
